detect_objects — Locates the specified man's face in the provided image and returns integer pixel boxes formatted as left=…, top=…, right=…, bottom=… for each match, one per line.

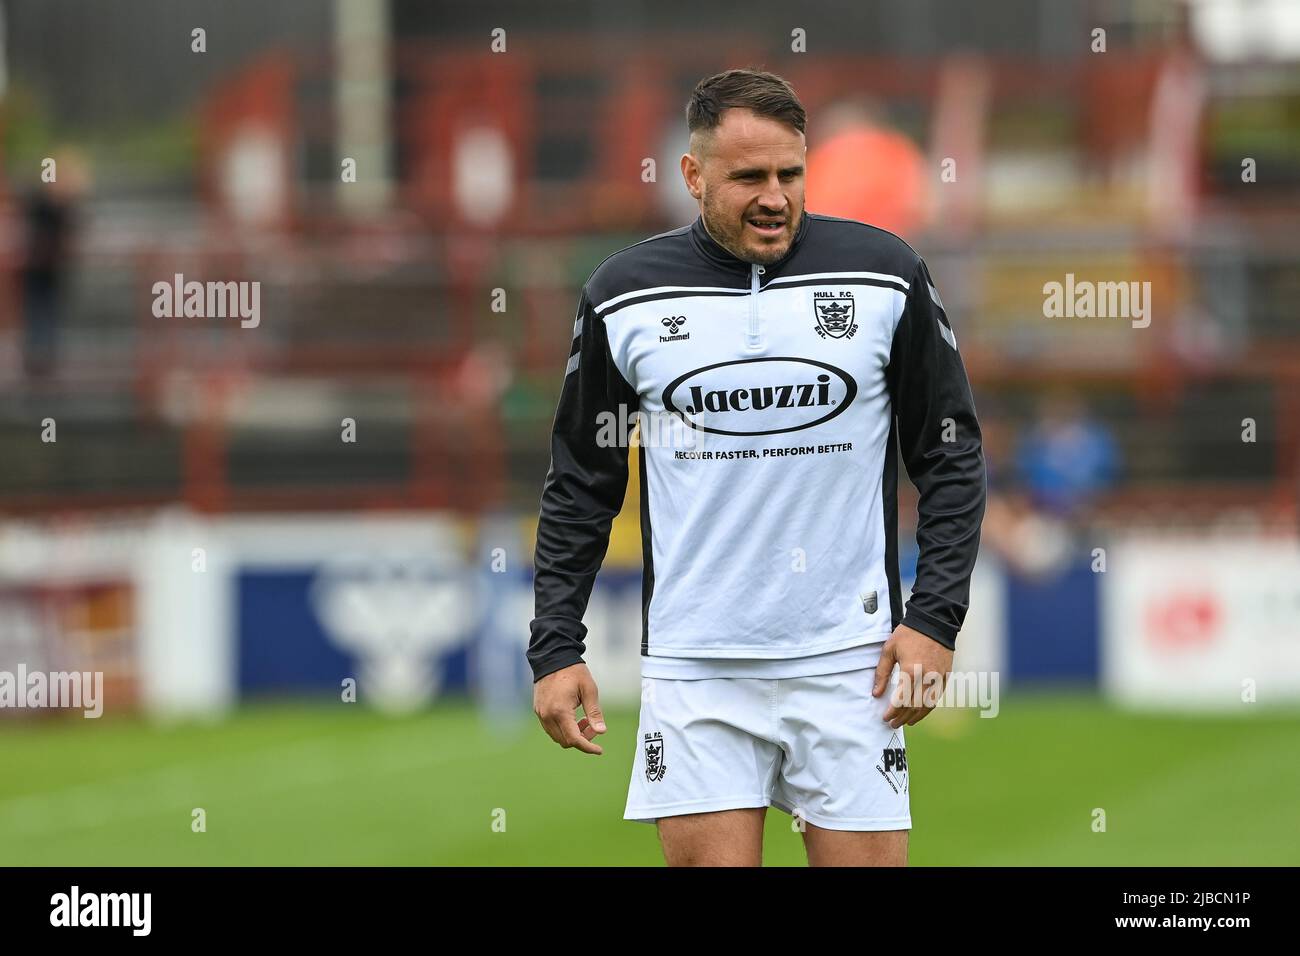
left=682, top=108, right=806, bottom=266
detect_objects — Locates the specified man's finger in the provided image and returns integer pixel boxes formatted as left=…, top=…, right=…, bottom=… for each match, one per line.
left=579, top=676, right=607, bottom=735
left=905, top=708, right=931, bottom=726
left=882, top=702, right=912, bottom=724
left=559, top=713, right=603, bottom=755
left=872, top=641, right=897, bottom=697
left=882, top=697, right=917, bottom=724
left=890, top=672, right=912, bottom=710
left=889, top=707, right=924, bottom=729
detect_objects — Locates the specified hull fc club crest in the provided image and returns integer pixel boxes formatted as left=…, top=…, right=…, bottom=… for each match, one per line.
left=644, top=731, right=667, bottom=782
left=813, top=291, right=858, bottom=339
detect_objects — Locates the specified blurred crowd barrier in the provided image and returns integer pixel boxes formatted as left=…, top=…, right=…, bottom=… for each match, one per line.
left=2, top=508, right=1297, bottom=719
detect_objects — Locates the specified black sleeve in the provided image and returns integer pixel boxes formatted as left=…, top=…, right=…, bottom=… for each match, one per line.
left=885, top=257, right=987, bottom=650
left=528, top=287, right=639, bottom=682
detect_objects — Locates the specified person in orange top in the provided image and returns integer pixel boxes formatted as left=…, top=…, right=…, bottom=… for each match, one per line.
left=805, top=99, right=929, bottom=239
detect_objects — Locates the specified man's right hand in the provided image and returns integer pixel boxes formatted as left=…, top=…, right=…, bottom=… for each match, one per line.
left=533, top=662, right=607, bottom=755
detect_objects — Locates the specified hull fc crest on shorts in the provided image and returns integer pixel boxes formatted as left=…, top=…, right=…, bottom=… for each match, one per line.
left=644, top=731, right=667, bottom=782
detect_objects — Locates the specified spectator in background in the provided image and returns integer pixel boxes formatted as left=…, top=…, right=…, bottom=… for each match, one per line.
left=804, top=96, right=929, bottom=238
left=980, top=402, right=1073, bottom=577
left=20, top=148, right=88, bottom=379
left=1016, top=390, right=1119, bottom=520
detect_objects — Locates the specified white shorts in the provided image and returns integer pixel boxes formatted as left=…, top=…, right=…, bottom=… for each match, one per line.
left=623, top=667, right=911, bottom=831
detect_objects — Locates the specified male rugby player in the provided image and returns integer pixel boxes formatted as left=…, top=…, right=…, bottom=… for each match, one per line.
left=529, top=69, right=986, bottom=866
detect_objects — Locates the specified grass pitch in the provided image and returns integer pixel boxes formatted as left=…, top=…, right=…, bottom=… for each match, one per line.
left=1, top=692, right=1296, bottom=866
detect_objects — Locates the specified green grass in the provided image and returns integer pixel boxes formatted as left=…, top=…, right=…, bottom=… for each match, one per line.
left=1, top=692, right=1297, bottom=866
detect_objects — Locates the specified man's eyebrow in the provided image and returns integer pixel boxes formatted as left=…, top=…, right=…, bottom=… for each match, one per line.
left=727, top=164, right=805, bottom=178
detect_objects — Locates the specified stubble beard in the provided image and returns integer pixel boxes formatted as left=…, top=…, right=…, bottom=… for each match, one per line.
left=700, top=194, right=794, bottom=267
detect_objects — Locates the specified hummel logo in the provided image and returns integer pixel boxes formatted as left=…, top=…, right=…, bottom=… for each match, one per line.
left=659, top=315, right=689, bottom=343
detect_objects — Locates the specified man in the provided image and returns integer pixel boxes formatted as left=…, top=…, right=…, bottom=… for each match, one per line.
left=20, top=148, right=87, bottom=379
left=529, top=69, right=986, bottom=866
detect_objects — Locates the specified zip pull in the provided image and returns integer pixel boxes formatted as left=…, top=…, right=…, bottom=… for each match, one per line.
left=748, top=264, right=764, bottom=347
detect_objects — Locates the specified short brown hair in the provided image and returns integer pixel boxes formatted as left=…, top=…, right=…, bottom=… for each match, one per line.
left=686, top=68, right=807, bottom=155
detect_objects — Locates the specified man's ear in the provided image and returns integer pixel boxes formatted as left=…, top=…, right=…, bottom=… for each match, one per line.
left=680, top=153, right=700, bottom=199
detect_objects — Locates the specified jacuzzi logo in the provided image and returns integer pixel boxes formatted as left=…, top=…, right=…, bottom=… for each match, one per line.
left=662, top=357, right=857, bottom=436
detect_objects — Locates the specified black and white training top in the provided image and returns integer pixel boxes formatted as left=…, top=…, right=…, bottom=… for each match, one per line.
left=528, top=210, right=987, bottom=683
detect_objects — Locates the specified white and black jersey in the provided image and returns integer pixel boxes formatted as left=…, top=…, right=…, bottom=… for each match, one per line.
left=528, top=211, right=986, bottom=683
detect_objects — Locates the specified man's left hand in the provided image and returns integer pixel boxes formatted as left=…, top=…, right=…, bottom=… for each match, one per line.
left=871, top=624, right=953, bottom=729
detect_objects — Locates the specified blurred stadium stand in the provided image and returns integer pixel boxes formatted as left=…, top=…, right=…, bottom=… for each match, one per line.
left=0, top=1, right=1296, bottom=529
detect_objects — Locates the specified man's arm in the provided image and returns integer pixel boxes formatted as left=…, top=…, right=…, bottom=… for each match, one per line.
left=884, top=256, right=987, bottom=650
left=528, top=286, right=639, bottom=682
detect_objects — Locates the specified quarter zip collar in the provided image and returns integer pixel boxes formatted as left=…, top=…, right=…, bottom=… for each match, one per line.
left=689, top=208, right=810, bottom=277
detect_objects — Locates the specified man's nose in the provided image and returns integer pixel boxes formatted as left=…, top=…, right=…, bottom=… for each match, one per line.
left=757, top=177, right=787, bottom=211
